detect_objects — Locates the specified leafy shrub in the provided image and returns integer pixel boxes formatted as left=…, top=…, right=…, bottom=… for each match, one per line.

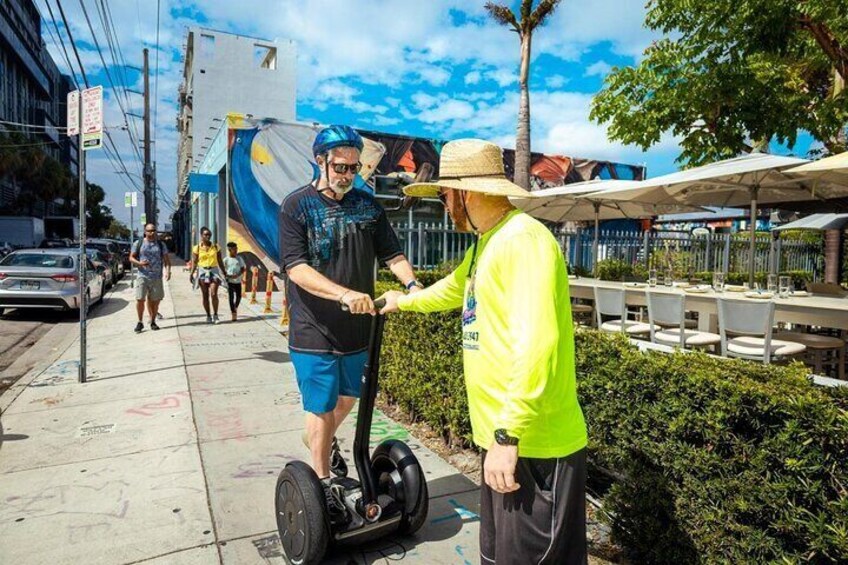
left=595, top=258, right=636, bottom=281
left=375, top=271, right=848, bottom=562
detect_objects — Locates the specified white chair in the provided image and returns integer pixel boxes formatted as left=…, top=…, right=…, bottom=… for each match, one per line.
left=594, top=287, right=656, bottom=336
left=716, top=298, right=806, bottom=364
left=645, top=291, right=720, bottom=350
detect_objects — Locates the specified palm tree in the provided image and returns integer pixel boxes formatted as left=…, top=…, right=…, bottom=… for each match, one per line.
left=485, top=0, right=562, bottom=190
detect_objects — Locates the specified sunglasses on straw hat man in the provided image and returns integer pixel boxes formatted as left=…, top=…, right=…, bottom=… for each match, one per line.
left=402, top=139, right=536, bottom=199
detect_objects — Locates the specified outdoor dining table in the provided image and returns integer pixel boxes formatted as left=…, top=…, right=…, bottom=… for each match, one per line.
left=567, top=277, right=848, bottom=332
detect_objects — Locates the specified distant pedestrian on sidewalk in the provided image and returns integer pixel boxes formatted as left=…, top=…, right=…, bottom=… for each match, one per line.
left=380, top=139, right=589, bottom=564
left=280, top=125, right=421, bottom=516
left=223, top=241, right=246, bottom=321
left=190, top=227, right=226, bottom=324
left=130, top=222, right=171, bottom=333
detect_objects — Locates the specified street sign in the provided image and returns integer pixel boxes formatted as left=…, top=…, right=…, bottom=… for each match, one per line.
left=125, top=191, right=138, bottom=208
left=67, top=91, right=79, bottom=136
left=140, top=213, right=147, bottom=225
left=82, top=86, right=103, bottom=151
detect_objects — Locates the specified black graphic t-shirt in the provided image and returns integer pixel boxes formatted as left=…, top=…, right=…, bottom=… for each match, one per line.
left=279, top=184, right=403, bottom=354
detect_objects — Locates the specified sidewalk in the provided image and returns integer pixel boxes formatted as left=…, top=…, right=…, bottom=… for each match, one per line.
left=0, top=266, right=481, bottom=564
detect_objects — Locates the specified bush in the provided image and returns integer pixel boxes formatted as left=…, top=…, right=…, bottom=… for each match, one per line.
left=693, top=270, right=815, bottom=289
left=375, top=271, right=848, bottom=562
left=595, top=258, right=637, bottom=281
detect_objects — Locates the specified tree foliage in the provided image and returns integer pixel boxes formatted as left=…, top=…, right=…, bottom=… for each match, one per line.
left=0, top=132, right=119, bottom=237
left=590, top=0, right=848, bottom=166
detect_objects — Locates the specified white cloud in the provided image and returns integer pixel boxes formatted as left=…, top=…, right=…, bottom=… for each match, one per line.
left=417, top=66, right=451, bottom=86
left=464, top=71, right=481, bottom=85
left=545, top=74, right=568, bottom=89
left=306, top=80, right=388, bottom=114
left=584, top=61, right=613, bottom=78
left=488, top=68, right=516, bottom=87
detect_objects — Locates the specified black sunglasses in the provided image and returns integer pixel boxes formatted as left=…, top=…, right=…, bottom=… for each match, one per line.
left=144, top=229, right=156, bottom=233
left=329, top=162, right=362, bottom=175
left=201, top=232, right=211, bottom=237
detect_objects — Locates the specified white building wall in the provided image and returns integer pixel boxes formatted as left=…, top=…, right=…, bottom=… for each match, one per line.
left=178, top=27, right=296, bottom=195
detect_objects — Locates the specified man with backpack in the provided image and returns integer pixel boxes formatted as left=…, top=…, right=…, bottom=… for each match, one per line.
left=130, top=222, right=171, bottom=332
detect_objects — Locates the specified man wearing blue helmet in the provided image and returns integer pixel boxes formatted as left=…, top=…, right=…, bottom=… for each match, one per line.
left=279, top=125, right=420, bottom=516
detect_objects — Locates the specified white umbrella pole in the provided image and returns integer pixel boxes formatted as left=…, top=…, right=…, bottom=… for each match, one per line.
left=748, top=187, right=758, bottom=286
left=593, top=203, right=600, bottom=276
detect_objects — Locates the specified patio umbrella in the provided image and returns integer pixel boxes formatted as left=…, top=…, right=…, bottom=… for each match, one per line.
left=579, top=153, right=848, bottom=284
left=772, top=213, right=848, bottom=231
left=783, top=151, right=848, bottom=186
left=512, top=179, right=705, bottom=272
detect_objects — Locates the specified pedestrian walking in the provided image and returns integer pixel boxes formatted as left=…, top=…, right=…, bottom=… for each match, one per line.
left=189, top=227, right=226, bottom=324
left=223, top=241, right=246, bottom=321
left=279, top=125, right=422, bottom=517
left=129, top=222, right=171, bottom=333
left=380, top=139, right=589, bottom=564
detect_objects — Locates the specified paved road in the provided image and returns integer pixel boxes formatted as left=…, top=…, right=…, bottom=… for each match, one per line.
left=0, top=277, right=129, bottom=393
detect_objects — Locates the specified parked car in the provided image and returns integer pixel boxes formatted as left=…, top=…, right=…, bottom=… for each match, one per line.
left=86, top=249, right=114, bottom=289
left=0, top=241, right=14, bottom=258
left=0, top=249, right=105, bottom=315
left=114, top=240, right=132, bottom=270
left=86, top=239, right=123, bottom=281
left=39, top=238, right=74, bottom=249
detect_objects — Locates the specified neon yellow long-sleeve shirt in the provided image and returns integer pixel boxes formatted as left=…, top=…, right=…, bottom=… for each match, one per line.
left=397, top=210, right=587, bottom=459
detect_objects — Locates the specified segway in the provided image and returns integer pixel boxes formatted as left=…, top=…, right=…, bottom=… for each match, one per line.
left=275, top=298, right=429, bottom=564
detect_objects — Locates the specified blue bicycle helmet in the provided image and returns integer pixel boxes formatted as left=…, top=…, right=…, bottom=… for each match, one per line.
left=312, top=125, right=364, bottom=157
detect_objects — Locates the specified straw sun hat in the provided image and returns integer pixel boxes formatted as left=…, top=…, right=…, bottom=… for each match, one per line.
left=402, top=139, right=534, bottom=199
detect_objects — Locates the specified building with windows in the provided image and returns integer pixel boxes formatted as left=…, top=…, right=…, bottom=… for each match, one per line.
left=176, top=27, right=296, bottom=197
left=0, top=0, right=78, bottom=213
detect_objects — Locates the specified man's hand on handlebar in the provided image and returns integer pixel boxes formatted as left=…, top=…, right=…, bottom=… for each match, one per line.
left=340, top=290, right=375, bottom=315
left=377, top=290, right=404, bottom=314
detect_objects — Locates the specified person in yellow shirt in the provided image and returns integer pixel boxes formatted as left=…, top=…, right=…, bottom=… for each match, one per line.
left=189, top=226, right=227, bottom=324
left=380, top=139, right=588, bottom=565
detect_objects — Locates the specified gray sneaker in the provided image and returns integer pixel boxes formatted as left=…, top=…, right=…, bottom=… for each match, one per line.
left=321, top=478, right=348, bottom=524
left=206, top=315, right=213, bottom=324
left=212, top=314, right=220, bottom=324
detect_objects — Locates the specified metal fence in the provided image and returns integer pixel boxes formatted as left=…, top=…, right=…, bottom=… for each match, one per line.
left=392, top=222, right=824, bottom=278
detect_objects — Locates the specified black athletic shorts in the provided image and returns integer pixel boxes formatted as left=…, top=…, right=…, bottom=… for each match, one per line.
left=479, top=448, right=587, bottom=565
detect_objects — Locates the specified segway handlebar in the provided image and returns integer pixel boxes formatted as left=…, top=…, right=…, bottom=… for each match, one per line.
left=340, top=297, right=386, bottom=312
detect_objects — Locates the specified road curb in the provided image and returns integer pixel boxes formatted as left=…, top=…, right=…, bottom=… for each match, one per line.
left=0, top=318, right=78, bottom=415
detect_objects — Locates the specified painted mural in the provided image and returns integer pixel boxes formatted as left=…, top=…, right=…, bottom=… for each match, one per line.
left=224, top=116, right=646, bottom=287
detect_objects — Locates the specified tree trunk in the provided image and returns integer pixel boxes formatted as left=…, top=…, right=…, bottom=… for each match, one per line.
left=514, top=32, right=532, bottom=190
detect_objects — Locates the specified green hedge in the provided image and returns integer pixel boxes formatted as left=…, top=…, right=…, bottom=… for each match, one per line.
left=376, top=273, right=848, bottom=563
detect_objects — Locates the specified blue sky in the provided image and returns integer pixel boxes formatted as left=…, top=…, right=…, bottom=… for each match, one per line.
left=39, top=0, right=818, bottom=226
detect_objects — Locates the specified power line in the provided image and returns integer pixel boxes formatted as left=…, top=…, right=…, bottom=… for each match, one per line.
left=0, top=140, right=68, bottom=148
left=40, top=0, right=79, bottom=90
left=153, top=0, right=160, bottom=168
left=76, top=0, right=144, bottom=171
left=54, top=0, right=89, bottom=87
left=0, top=119, right=67, bottom=130
left=99, top=0, right=144, bottom=179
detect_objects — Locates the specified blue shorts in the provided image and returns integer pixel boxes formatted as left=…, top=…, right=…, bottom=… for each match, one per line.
left=290, top=351, right=367, bottom=414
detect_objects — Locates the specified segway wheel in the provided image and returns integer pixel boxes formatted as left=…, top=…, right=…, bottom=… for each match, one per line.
left=275, top=461, right=330, bottom=565
left=371, top=439, right=429, bottom=535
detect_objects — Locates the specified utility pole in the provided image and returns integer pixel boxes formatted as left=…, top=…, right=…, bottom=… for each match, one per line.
left=143, top=48, right=154, bottom=225
left=77, top=91, right=87, bottom=384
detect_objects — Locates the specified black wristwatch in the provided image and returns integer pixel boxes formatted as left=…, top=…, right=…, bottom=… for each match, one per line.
left=405, top=279, right=424, bottom=291
left=494, top=429, right=519, bottom=446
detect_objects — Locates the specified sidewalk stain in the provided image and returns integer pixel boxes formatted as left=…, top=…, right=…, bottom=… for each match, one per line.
left=430, top=498, right=480, bottom=525
left=232, top=453, right=292, bottom=479
left=125, top=395, right=182, bottom=416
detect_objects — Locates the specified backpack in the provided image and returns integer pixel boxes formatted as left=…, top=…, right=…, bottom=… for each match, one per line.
left=133, top=239, right=165, bottom=260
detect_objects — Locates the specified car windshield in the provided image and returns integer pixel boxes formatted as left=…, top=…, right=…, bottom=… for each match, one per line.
left=1, top=253, right=74, bottom=268
left=86, top=250, right=102, bottom=260
left=87, top=243, right=110, bottom=252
